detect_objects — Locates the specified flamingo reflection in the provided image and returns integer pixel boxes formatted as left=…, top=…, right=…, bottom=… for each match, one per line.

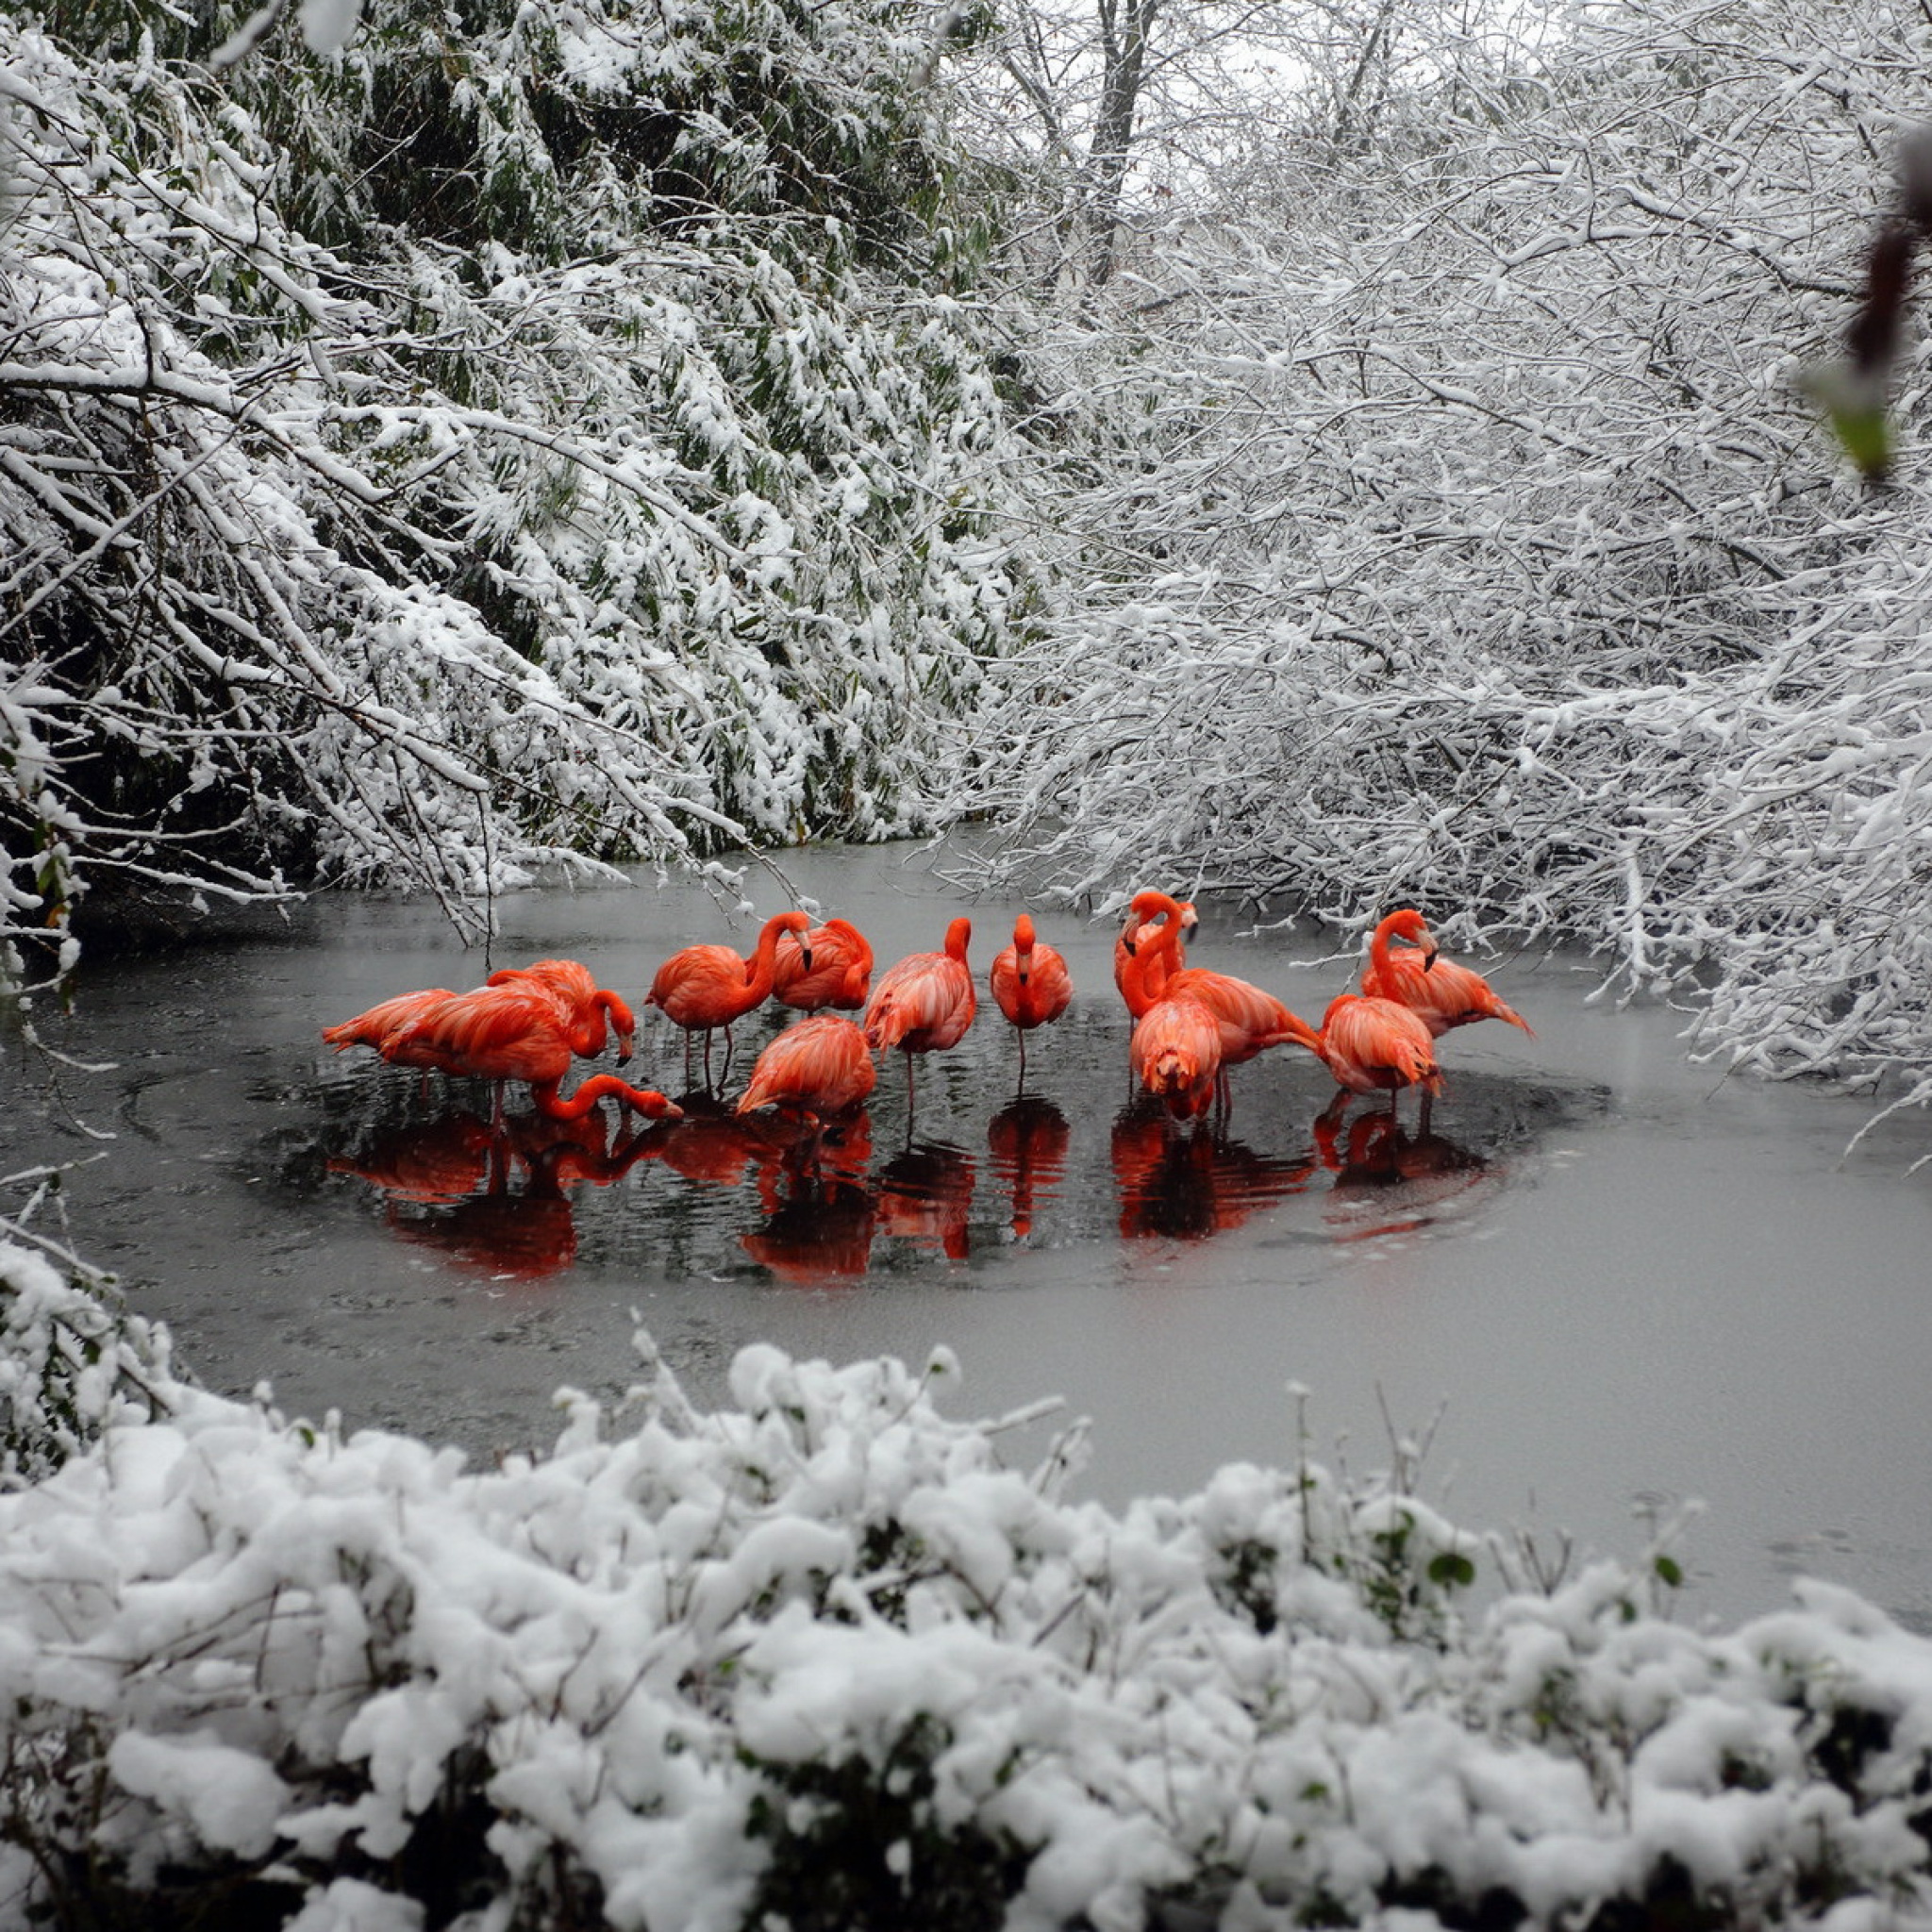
left=741, top=1172, right=878, bottom=1284
left=874, top=1141, right=976, bottom=1258
left=986, top=1094, right=1070, bottom=1241
left=647, top=1093, right=791, bottom=1192
left=328, top=1107, right=660, bottom=1281
left=1314, top=1108, right=1493, bottom=1240
left=1111, top=1102, right=1318, bottom=1240
left=326, top=1108, right=503, bottom=1203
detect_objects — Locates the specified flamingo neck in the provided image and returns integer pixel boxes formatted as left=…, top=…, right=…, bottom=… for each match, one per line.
left=745, top=917, right=796, bottom=998
left=1127, top=905, right=1186, bottom=1008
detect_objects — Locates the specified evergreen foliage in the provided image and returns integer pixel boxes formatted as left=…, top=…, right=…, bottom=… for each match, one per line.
left=0, top=0, right=1033, bottom=994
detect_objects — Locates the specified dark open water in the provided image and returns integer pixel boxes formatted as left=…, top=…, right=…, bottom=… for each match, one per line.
left=7, top=839, right=1932, bottom=1631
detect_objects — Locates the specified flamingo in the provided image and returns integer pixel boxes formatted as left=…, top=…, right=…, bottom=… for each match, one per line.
left=772, top=918, right=874, bottom=1012
left=989, top=913, right=1074, bottom=1087
left=1129, top=990, right=1224, bottom=1122
left=645, top=910, right=812, bottom=1089
left=1313, top=990, right=1443, bottom=1127
left=863, top=916, right=975, bottom=1117
left=322, top=988, right=459, bottom=1071
left=736, top=1014, right=878, bottom=1122
left=1358, top=908, right=1535, bottom=1041
left=1124, top=891, right=1324, bottom=1110
left=1115, top=898, right=1197, bottom=1018
left=384, top=982, right=683, bottom=1124
left=487, top=958, right=639, bottom=1060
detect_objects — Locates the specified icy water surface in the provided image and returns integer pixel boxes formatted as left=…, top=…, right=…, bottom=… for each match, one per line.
left=8, top=840, right=1932, bottom=1632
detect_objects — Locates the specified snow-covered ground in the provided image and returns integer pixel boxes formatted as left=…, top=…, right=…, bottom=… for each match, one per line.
left=4, top=1230, right=1931, bottom=1930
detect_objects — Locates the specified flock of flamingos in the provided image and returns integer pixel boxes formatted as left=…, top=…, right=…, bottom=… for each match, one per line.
left=316, top=893, right=1536, bottom=1275
left=322, top=891, right=1533, bottom=1133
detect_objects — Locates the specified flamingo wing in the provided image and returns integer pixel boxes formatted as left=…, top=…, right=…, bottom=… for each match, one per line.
left=1131, top=993, right=1223, bottom=1118
left=864, top=955, right=975, bottom=1052
left=739, top=1014, right=877, bottom=1116
left=1319, top=994, right=1441, bottom=1095
left=322, top=989, right=454, bottom=1055
left=1166, top=968, right=1320, bottom=1062
left=391, top=985, right=574, bottom=1085
left=1393, top=954, right=1535, bottom=1037
left=647, top=945, right=750, bottom=1029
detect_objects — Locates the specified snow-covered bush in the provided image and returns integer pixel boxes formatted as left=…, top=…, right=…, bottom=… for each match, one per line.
left=0, top=0, right=1038, bottom=998
left=955, top=0, right=1932, bottom=1103
left=3, top=1236, right=1931, bottom=1931
left=0, top=1208, right=175, bottom=1482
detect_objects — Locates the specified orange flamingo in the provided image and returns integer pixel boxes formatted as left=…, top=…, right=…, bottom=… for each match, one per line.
left=989, top=913, right=1074, bottom=1085
left=1313, top=991, right=1443, bottom=1125
left=863, top=916, right=976, bottom=1116
left=322, top=988, right=458, bottom=1071
left=645, top=910, right=812, bottom=1088
left=1125, top=891, right=1323, bottom=1109
left=772, top=918, right=874, bottom=1012
left=385, top=983, right=683, bottom=1124
left=1358, top=908, right=1534, bottom=1041
left=1129, top=991, right=1224, bottom=1122
left=736, top=1014, right=878, bottom=1122
left=487, top=958, right=639, bottom=1059
left=1115, top=898, right=1197, bottom=1018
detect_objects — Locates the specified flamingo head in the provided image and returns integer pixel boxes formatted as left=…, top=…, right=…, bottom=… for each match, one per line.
left=1130, top=889, right=1187, bottom=924
left=1380, top=907, right=1438, bottom=970
left=945, top=916, right=972, bottom=960
left=604, top=991, right=638, bottom=1061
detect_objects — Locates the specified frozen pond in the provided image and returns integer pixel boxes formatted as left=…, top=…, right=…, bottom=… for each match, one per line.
left=8, top=839, right=1932, bottom=1633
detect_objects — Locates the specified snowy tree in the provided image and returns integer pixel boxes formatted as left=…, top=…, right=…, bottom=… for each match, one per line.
left=955, top=0, right=1932, bottom=1110
left=0, top=0, right=1039, bottom=997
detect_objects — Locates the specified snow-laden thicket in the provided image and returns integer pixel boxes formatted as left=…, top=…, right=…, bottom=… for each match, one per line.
left=0, top=0, right=1037, bottom=993
left=956, top=0, right=1932, bottom=1106
left=4, top=1229, right=1932, bottom=1930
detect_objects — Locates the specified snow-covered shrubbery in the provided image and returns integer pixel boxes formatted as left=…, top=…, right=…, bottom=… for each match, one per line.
left=0, top=0, right=1036, bottom=996
left=3, top=1232, right=1931, bottom=1931
left=957, top=0, right=1932, bottom=1104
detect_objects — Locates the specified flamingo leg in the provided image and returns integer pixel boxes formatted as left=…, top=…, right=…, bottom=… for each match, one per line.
left=1017, top=1032, right=1028, bottom=1093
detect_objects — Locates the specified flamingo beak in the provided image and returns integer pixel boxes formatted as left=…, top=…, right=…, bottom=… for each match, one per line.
left=617, top=1026, right=636, bottom=1063
left=799, top=945, right=814, bottom=972
left=1421, top=944, right=1440, bottom=974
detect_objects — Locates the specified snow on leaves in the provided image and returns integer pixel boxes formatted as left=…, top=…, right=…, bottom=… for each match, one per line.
left=0, top=4, right=1033, bottom=996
